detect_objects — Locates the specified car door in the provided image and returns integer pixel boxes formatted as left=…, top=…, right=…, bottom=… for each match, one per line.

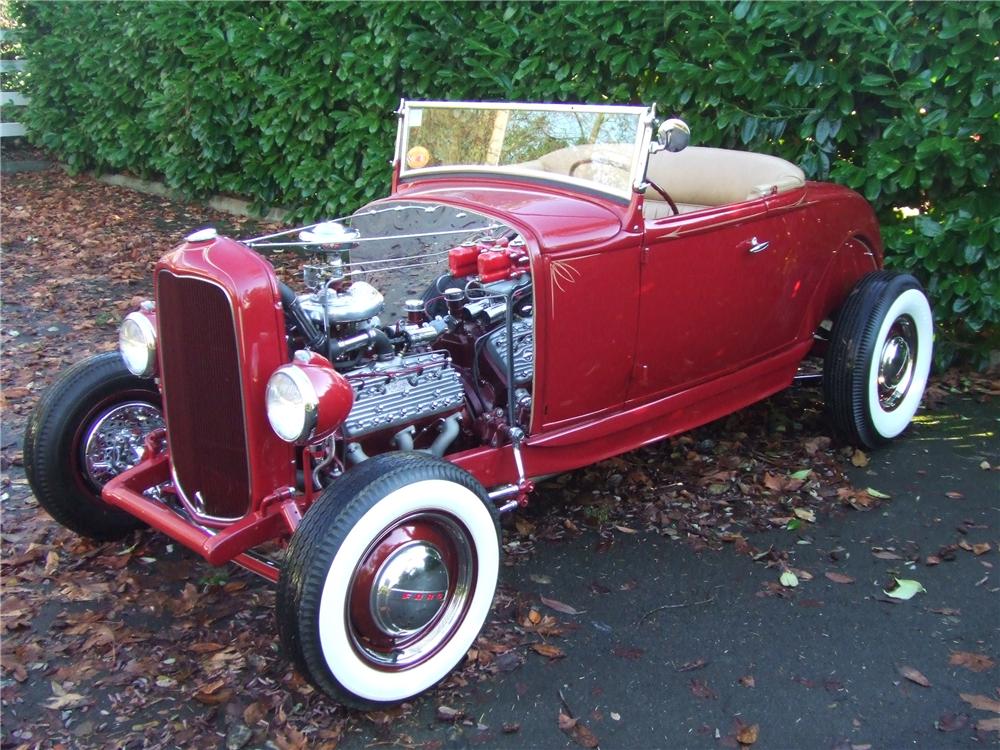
left=627, top=198, right=799, bottom=402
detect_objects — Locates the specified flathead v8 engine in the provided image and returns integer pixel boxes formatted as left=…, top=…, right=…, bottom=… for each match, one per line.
left=243, top=208, right=534, bottom=487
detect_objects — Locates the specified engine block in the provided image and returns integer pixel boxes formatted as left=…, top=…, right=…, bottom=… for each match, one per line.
left=484, top=316, right=534, bottom=386
left=342, top=351, right=465, bottom=438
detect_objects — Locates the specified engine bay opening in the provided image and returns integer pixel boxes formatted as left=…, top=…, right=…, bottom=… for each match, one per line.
left=244, top=201, right=534, bottom=490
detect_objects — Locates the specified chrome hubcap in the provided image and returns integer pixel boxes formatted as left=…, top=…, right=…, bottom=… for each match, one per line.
left=371, top=542, right=449, bottom=636
left=877, top=315, right=917, bottom=411
left=349, top=512, right=474, bottom=669
left=83, top=401, right=164, bottom=488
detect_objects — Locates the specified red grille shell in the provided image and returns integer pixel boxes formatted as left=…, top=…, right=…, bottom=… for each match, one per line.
left=154, top=236, right=295, bottom=521
left=157, top=272, right=251, bottom=518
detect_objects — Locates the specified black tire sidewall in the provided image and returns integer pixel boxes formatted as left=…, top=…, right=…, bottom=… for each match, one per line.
left=277, top=452, right=500, bottom=709
left=824, top=272, right=932, bottom=448
left=25, top=351, right=161, bottom=540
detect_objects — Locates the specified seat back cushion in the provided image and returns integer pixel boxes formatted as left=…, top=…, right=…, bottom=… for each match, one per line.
left=645, top=146, right=805, bottom=207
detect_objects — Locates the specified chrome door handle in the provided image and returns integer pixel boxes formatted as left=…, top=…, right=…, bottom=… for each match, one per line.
left=748, top=237, right=770, bottom=254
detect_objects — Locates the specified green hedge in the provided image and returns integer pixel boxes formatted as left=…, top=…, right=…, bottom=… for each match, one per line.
left=13, top=1, right=999, bottom=346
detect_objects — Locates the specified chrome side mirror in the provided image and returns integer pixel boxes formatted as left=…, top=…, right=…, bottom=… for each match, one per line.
left=656, top=118, right=690, bottom=153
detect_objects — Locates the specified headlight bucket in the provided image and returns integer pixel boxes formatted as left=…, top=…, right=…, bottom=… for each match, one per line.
left=119, top=310, right=158, bottom=378
left=265, top=352, right=354, bottom=444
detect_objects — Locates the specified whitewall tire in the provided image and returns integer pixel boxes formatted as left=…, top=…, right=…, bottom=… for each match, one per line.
left=277, top=452, right=500, bottom=708
left=824, top=271, right=933, bottom=448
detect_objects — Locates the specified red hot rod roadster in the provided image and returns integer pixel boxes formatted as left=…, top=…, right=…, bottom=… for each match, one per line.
left=25, top=101, right=933, bottom=707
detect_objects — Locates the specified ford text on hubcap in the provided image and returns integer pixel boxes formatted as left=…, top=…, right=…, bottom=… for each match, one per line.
left=348, top=512, right=474, bottom=668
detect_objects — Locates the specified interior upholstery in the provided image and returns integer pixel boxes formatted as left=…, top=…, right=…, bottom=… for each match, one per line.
left=643, top=146, right=805, bottom=219
left=507, top=143, right=805, bottom=221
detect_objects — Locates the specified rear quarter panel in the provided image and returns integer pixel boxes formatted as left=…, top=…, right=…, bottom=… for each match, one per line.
left=768, top=182, right=882, bottom=341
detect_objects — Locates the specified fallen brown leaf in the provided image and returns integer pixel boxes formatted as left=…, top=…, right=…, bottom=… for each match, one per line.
left=44, top=550, right=59, bottom=576
left=531, top=643, right=566, bottom=659
left=898, top=665, right=931, bottom=687
left=804, top=435, right=831, bottom=454
left=689, top=678, right=717, bottom=700
left=736, top=723, right=760, bottom=746
left=243, top=700, right=269, bottom=726
left=960, top=693, right=1000, bottom=713
left=739, top=675, right=756, bottom=688
left=825, top=571, right=855, bottom=584
left=949, top=651, right=995, bottom=673
left=540, top=595, right=583, bottom=616
left=436, top=705, right=463, bottom=722
left=189, top=642, right=226, bottom=653
left=193, top=687, right=233, bottom=705
left=928, top=607, right=960, bottom=616
left=936, top=712, right=970, bottom=732
left=872, top=550, right=902, bottom=561
left=763, top=472, right=785, bottom=491
left=514, top=517, right=535, bottom=536
left=676, top=658, right=708, bottom=672
left=945, top=490, right=964, bottom=500
left=558, top=710, right=599, bottom=748
left=851, top=449, right=869, bottom=467
left=977, top=717, right=1000, bottom=732
left=611, top=646, right=644, bottom=660
left=44, top=688, right=87, bottom=710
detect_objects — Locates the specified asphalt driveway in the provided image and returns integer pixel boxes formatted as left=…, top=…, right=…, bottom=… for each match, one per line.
left=337, top=395, right=999, bottom=750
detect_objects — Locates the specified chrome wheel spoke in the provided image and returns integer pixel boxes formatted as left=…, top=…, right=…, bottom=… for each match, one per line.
left=83, top=401, right=164, bottom=488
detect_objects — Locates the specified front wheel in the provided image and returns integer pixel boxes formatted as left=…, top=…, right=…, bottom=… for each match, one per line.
left=823, top=271, right=933, bottom=448
left=23, top=351, right=164, bottom=540
left=277, top=452, right=500, bottom=708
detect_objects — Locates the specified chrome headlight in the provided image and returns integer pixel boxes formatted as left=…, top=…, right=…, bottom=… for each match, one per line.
left=265, top=365, right=319, bottom=444
left=119, top=311, right=157, bottom=378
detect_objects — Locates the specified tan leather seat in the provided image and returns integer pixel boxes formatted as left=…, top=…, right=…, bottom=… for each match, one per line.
left=645, top=146, right=805, bottom=209
left=510, top=143, right=805, bottom=220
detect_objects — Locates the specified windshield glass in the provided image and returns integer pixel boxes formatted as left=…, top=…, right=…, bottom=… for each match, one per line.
left=398, top=102, right=651, bottom=199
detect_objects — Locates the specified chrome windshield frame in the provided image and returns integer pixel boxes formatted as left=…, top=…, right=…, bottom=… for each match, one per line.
left=395, top=100, right=655, bottom=201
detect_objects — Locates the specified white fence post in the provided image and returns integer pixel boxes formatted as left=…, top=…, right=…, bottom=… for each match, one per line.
left=1, top=29, right=29, bottom=138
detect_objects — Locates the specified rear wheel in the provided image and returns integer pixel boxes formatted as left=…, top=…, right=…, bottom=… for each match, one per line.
left=823, top=271, right=933, bottom=448
left=277, top=452, right=500, bottom=708
left=23, top=352, right=164, bottom=540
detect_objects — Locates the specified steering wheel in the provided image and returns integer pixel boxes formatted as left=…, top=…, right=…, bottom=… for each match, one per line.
left=646, top=178, right=679, bottom=216
left=568, top=156, right=631, bottom=177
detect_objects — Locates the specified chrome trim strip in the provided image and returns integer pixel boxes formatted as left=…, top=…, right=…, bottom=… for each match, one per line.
left=245, top=224, right=503, bottom=249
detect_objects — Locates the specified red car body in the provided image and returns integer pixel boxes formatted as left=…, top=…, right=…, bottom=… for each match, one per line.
left=101, top=168, right=880, bottom=582
left=31, top=101, right=929, bottom=707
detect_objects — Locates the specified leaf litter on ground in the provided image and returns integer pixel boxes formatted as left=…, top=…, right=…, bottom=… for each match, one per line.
left=2, top=159, right=996, bottom=750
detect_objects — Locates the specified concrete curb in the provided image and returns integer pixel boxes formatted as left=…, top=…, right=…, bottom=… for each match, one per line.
left=96, top=173, right=291, bottom=224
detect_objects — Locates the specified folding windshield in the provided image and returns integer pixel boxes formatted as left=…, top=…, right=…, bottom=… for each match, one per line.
left=397, top=101, right=653, bottom=200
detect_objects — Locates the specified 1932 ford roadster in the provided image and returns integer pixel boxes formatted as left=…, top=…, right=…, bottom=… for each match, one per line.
left=24, top=101, right=933, bottom=707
